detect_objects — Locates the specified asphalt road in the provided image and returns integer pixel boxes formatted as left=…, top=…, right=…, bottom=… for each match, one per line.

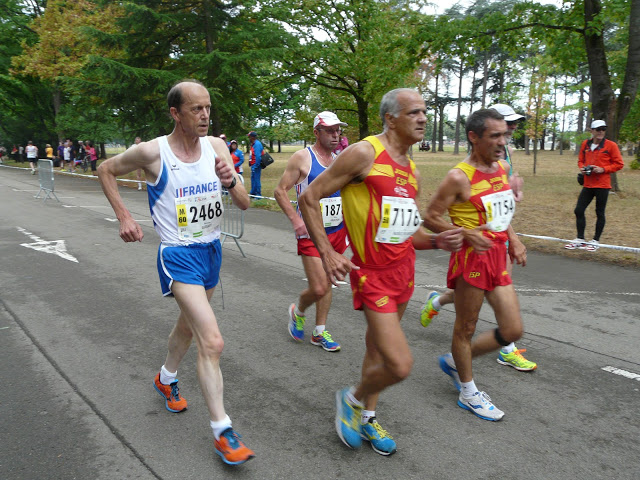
left=1, top=166, right=638, bottom=480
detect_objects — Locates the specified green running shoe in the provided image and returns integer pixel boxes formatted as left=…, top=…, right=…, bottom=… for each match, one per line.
left=420, top=291, right=440, bottom=327
left=497, top=348, right=537, bottom=371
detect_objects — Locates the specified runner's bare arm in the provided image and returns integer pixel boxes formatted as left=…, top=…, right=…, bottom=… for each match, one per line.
left=412, top=169, right=463, bottom=251
left=507, top=225, right=527, bottom=266
left=210, top=137, right=249, bottom=210
left=97, top=140, right=161, bottom=243
left=274, top=150, right=308, bottom=237
left=298, top=142, right=373, bottom=284
left=424, top=168, right=492, bottom=252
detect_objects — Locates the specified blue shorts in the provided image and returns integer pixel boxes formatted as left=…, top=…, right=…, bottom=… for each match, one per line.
left=157, top=239, right=222, bottom=296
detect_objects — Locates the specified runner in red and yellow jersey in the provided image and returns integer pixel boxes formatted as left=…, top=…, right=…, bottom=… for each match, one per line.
left=424, top=108, right=527, bottom=422
left=299, top=88, right=463, bottom=456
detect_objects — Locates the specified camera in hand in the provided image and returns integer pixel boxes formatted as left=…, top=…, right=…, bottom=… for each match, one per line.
left=583, top=165, right=594, bottom=176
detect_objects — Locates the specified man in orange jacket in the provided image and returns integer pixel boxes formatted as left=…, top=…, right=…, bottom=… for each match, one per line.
left=565, top=120, right=624, bottom=251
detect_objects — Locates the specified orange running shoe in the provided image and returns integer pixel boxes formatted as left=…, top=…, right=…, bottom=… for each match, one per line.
left=214, top=428, right=255, bottom=465
left=153, top=373, right=187, bottom=412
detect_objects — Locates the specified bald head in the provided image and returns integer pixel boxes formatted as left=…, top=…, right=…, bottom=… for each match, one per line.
left=167, top=80, right=206, bottom=112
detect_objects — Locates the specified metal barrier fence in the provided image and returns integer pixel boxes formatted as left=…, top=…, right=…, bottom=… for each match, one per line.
left=35, top=159, right=60, bottom=203
left=220, top=190, right=246, bottom=257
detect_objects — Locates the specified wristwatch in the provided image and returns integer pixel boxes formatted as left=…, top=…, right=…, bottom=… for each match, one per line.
left=226, top=177, right=237, bottom=189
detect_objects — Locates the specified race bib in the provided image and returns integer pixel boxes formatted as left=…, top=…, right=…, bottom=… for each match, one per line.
left=375, top=196, right=422, bottom=244
left=319, top=196, right=343, bottom=228
left=481, top=190, right=515, bottom=232
left=175, top=192, right=224, bottom=240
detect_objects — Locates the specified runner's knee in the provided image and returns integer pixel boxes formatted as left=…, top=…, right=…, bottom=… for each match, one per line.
left=387, top=354, right=413, bottom=381
left=495, top=324, right=522, bottom=345
left=198, top=334, right=224, bottom=357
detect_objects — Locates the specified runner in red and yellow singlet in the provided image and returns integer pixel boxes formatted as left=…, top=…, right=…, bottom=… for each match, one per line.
left=341, top=135, right=420, bottom=313
left=446, top=160, right=512, bottom=291
left=424, top=108, right=527, bottom=423
left=299, top=88, right=463, bottom=456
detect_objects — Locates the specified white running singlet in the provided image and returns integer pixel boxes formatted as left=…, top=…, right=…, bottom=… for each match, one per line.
left=147, top=136, right=222, bottom=245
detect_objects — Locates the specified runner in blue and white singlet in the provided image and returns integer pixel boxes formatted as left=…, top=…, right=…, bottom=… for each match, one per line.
left=148, top=135, right=223, bottom=245
left=294, top=147, right=344, bottom=240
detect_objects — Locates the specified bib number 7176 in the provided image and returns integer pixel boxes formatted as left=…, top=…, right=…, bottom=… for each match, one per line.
left=375, top=196, right=422, bottom=244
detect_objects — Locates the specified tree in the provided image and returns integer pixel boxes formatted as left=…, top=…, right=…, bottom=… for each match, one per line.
left=265, top=0, right=425, bottom=139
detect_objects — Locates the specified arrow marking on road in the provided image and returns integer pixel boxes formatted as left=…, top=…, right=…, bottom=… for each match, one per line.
left=17, top=226, right=79, bottom=263
left=601, top=366, right=640, bottom=381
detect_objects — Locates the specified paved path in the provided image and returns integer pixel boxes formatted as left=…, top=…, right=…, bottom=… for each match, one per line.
left=1, top=167, right=638, bottom=480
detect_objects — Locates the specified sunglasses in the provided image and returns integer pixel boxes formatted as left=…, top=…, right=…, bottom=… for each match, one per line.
left=318, top=127, right=341, bottom=135
left=506, top=120, right=519, bottom=126
left=594, top=127, right=606, bottom=132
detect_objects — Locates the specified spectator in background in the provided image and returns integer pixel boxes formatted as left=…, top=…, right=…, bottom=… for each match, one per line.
left=65, top=139, right=75, bottom=173
left=565, top=119, right=624, bottom=251
left=26, top=140, right=38, bottom=174
left=247, top=131, right=263, bottom=197
left=18, top=144, right=24, bottom=163
left=57, top=141, right=64, bottom=167
left=85, top=140, right=98, bottom=175
left=229, top=140, right=245, bottom=184
left=46, top=143, right=54, bottom=162
left=76, top=140, right=86, bottom=171
left=333, top=129, right=349, bottom=155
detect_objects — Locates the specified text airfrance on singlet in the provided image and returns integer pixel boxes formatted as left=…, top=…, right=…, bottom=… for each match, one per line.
left=341, top=136, right=420, bottom=266
left=448, top=161, right=514, bottom=243
left=147, top=136, right=223, bottom=245
left=295, top=147, right=344, bottom=239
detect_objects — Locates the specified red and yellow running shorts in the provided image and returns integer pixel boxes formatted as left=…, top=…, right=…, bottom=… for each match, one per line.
left=447, top=240, right=512, bottom=291
left=350, top=250, right=415, bottom=313
left=297, top=227, right=348, bottom=257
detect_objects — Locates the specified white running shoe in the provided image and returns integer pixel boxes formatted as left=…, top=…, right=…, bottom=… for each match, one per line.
left=457, top=391, right=504, bottom=421
left=564, top=238, right=586, bottom=250
left=584, top=239, right=599, bottom=251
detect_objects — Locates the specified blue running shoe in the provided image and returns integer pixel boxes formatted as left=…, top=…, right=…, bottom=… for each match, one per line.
left=288, top=303, right=305, bottom=342
left=439, top=353, right=461, bottom=392
left=361, top=418, right=397, bottom=456
left=311, top=330, right=341, bottom=352
left=335, top=388, right=363, bottom=449
left=457, top=391, right=504, bottom=421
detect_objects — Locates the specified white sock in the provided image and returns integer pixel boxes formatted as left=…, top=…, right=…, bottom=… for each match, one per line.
left=361, top=410, right=376, bottom=424
left=432, top=296, right=442, bottom=311
left=295, top=306, right=304, bottom=317
left=501, top=342, right=516, bottom=354
left=460, top=380, right=479, bottom=398
left=160, top=365, right=177, bottom=385
left=210, top=415, right=232, bottom=440
left=313, top=325, right=325, bottom=336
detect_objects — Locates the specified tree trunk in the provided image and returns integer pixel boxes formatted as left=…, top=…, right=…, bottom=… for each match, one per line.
left=481, top=54, right=488, bottom=108
left=438, top=104, right=445, bottom=152
left=431, top=74, right=439, bottom=151
left=584, top=0, right=640, bottom=191
left=356, top=95, right=369, bottom=140
left=454, top=59, right=463, bottom=155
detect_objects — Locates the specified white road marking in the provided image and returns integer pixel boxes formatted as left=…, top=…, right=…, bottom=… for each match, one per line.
left=415, top=285, right=640, bottom=297
left=601, top=366, right=640, bottom=381
left=17, top=226, right=78, bottom=263
left=104, top=218, right=151, bottom=222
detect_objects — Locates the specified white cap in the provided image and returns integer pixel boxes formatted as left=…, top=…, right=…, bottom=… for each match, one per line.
left=313, top=111, right=347, bottom=129
left=590, top=120, right=606, bottom=129
left=489, top=104, right=524, bottom=121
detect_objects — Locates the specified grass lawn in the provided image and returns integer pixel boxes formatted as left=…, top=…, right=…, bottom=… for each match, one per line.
left=251, top=145, right=640, bottom=268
